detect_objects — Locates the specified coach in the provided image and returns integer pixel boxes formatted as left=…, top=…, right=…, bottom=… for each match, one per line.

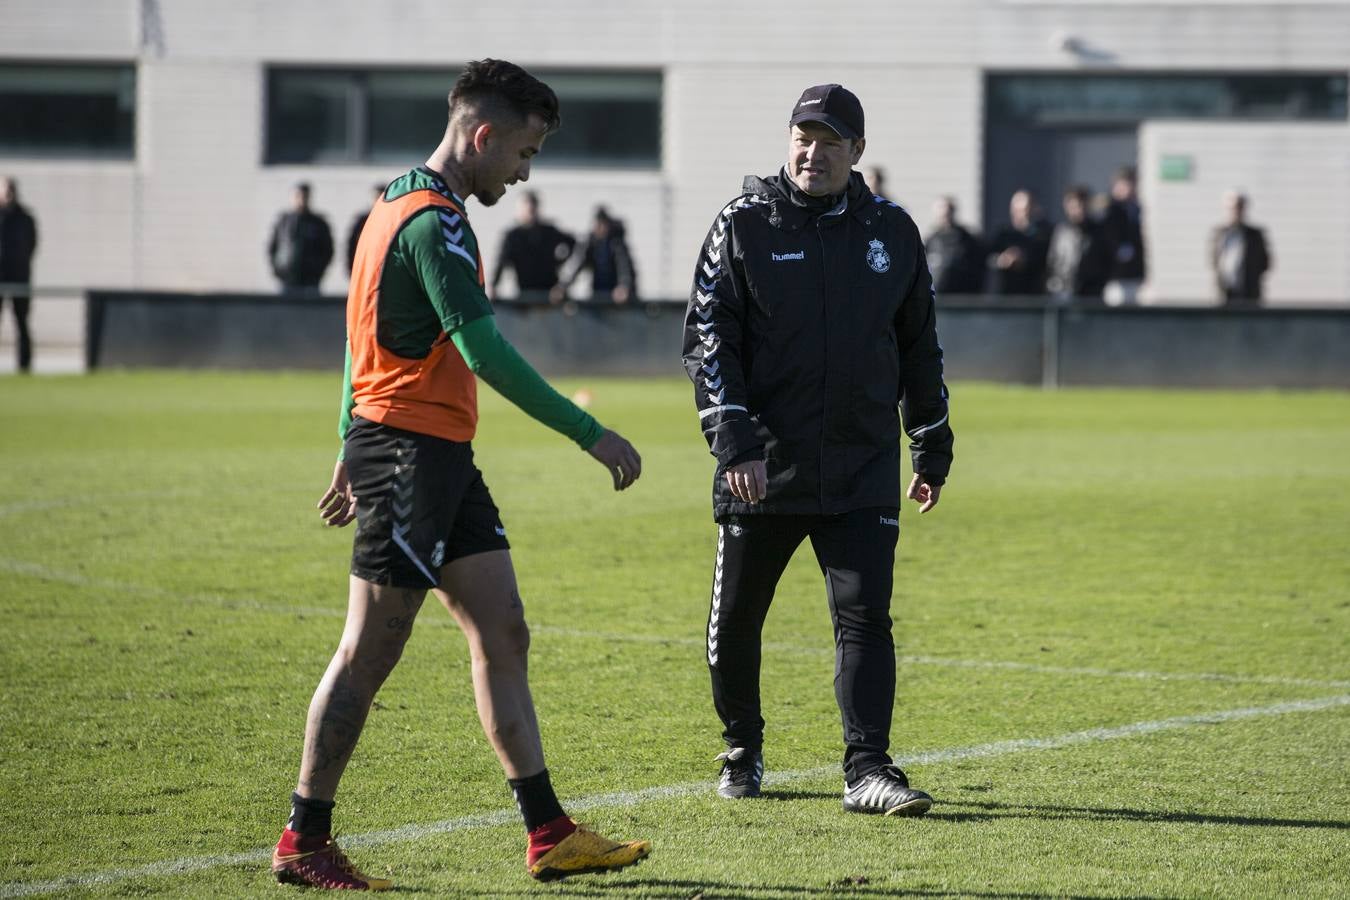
left=682, top=83, right=954, bottom=816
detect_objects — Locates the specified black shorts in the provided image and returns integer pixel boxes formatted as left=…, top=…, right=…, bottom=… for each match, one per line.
left=345, top=416, right=509, bottom=589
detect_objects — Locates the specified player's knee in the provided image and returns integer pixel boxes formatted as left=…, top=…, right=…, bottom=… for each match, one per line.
left=511, top=617, right=531, bottom=656
left=475, top=616, right=530, bottom=669
left=498, top=616, right=531, bottom=661
left=837, top=612, right=891, bottom=647
left=337, top=636, right=408, bottom=685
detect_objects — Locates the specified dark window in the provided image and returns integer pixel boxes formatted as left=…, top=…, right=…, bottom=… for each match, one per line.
left=535, top=71, right=662, bottom=167
left=266, top=67, right=662, bottom=167
left=988, top=73, right=1348, bottom=125
left=265, top=70, right=362, bottom=164
left=366, top=71, right=453, bottom=164
left=0, top=64, right=136, bottom=159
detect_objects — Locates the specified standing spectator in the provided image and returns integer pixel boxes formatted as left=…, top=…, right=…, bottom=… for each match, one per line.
left=987, top=189, right=1050, bottom=297
left=346, top=183, right=387, bottom=274
left=0, top=177, right=38, bottom=373
left=682, top=83, right=951, bottom=816
left=267, top=182, right=334, bottom=294
left=567, top=207, right=636, bottom=304
left=1101, top=166, right=1146, bottom=305
left=490, top=190, right=576, bottom=303
left=863, top=165, right=888, bottom=201
left=924, top=196, right=985, bottom=296
left=1210, top=190, right=1272, bottom=307
left=1046, top=186, right=1110, bottom=303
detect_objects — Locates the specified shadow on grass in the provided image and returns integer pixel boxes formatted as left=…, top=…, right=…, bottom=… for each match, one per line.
left=930, top=800, right=1350, bottom=831
left=506, top=876, right=1174, bottom=899
left=754, top=792, right=1349, bottom=831
left=757, top=789, right=838, bottom=802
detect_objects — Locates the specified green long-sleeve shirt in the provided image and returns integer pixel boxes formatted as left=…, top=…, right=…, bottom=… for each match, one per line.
left=338, top=316, right=603, bottom=456
left=337, top=166, right=603, bottom=458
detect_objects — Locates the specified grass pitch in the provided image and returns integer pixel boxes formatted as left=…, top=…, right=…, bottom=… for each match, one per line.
left=0, top=372, right=1347, bottom=898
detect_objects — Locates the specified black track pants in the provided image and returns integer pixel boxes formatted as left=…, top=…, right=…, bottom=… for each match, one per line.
left=2, top=293, right=31, bottom=372
left=706, top=507, right=900, bottom=784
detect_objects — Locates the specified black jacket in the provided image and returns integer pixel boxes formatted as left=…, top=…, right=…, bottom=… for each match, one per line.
left=682, top=171, right=953, bottom=519
left=1210, top=222, right=1270, bottom=304
left=570, top=226, right=637, bottom=298
left=268, top=209, right=334, bottom=288
left=925, top=223, right=985, bottom=295
left=1046, top=219, right=1110, bottom=300
left=987, top=220, right=1051, bottom=296
left=1102, top=198, right=1146, bottom=281
left=492, top=222, right=576, bottom=292
left=0, top=203, right=38, bottom=283
left=346, top=211, right=369, bottom=274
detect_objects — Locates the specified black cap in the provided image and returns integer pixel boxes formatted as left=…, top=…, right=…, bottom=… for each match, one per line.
left=788, top=84, right=864, bottom=140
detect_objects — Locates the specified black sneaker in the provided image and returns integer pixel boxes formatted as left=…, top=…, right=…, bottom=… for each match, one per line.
left=842, top=765, right=932, bottom=817
left=715, top=747, right=763, bottom=799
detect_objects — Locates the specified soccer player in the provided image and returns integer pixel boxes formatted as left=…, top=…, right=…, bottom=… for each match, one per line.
left=682, top=84, right=953, bottom=815
left=271, top=59, right=650, bottom=890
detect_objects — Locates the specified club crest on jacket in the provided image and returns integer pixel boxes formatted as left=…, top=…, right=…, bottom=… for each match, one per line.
left=866, top=239, right=891, bottom=273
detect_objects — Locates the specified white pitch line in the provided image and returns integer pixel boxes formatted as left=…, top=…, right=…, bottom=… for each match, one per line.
left=0, top=491, right=192, bottom=520
left=893, top=653, right=1350, bottom=691
left=2, top=693, right=1347, bottom=898
left=4, top=557, right=1349, bottom=691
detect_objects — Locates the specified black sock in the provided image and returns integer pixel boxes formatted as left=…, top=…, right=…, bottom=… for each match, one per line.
left=507, top=769, right=566, bottom=832
left=288, top=792, right=335, bottom=836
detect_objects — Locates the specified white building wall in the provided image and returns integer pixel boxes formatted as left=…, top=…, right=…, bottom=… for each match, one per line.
left=0, top=0, right=1347, bottom=302
left=1139, top=121, right=1350, bottom=304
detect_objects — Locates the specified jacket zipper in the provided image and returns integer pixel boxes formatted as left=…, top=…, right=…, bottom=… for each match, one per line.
left=817, top=217, right=829, bottom=513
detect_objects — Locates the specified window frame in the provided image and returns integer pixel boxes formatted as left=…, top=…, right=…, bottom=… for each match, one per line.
left=263, top=64, right=663, bottom=169
left=985, top=70, right=1350, bottom=127
left=0, top=60, right=137, bottom=160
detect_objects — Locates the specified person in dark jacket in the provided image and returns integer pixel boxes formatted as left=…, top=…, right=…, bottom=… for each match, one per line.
left=987, top=189, right=1050, bottom=297
left=1046, top=186, right=1110, bottom=303
left=1210, top=190, right=1272, bottom=306
left=566, top=206, right=636, bottom=304
left=924, top=195, right=985, bottom=295
left=267, top=182, right=334, bottom=293
left=682, top=83, right=952, bottom=818
left=345, top=183, right=386, bottom=275
left=490, top=190, right=576, bottom=303
left=0, top=177, right=38, bottom=372
left=863, top=165, right=888, bottom=201
left=1101, top=166, right=1146, bottom=305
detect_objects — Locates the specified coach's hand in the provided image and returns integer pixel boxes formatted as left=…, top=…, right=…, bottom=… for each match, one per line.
left=726, top=459, right=767, bottom=504
left=906, top=472, right=942, bottom=514
left=318, top=459, right=357, bottom=527
left=588, top=430, right=642, bottom=491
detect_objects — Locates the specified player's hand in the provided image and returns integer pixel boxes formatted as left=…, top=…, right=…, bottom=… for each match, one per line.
left=317, top=459, right=357, bottom=527
left=587, top=430, right=642, bottom=491
left=726, top=459, right=767, bottom=504
left=906, top=473, right=942, bottom=514
left=612, top=285, right=631, bottom=305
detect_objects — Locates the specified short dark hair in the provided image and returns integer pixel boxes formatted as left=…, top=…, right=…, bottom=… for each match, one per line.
left=1064, top=185, right=1091, bottom=204
left=449, top=59, right=560, bottom=134
left=1114, top=165, right=1137, bottom=184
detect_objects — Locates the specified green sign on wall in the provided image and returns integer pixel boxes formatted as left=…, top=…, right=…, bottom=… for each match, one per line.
left=1160, top=155, right=1194, bottom=182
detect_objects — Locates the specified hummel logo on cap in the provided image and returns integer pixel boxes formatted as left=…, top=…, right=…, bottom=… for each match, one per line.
left=789, top=84, right=864, bottom=140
